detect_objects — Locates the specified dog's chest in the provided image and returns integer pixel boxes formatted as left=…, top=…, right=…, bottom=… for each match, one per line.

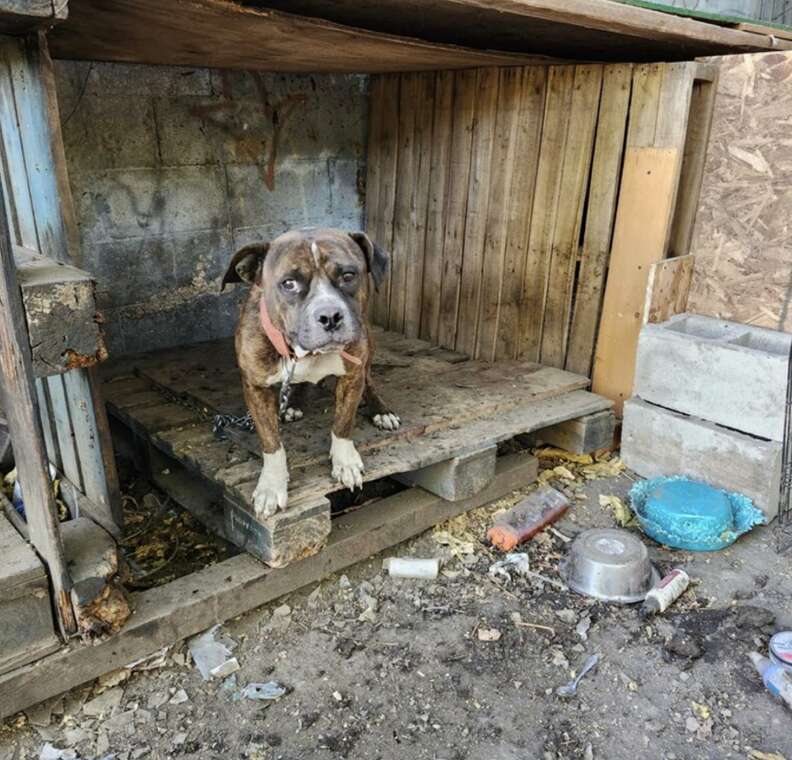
left=265, top=352, right=347, bottom=386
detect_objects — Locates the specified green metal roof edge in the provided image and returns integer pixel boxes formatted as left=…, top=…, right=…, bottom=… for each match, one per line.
left=613, top=0, right=792, bottom=31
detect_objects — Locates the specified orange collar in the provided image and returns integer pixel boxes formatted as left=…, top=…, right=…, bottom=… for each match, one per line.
left=258, top=296, right=362, bottom=366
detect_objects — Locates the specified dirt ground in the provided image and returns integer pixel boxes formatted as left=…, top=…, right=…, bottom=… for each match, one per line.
left=2, top=450, right=791, bottom=760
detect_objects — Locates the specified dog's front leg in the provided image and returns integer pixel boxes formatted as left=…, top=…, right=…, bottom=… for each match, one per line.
left=331, top=369, right=365, bottom=490
left=242, top=377, right=288, bottom=517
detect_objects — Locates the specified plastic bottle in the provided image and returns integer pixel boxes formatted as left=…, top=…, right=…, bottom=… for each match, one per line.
left=639, top=568, right=690, bottom=618
left=749, top=652, right=792, bottom=709
left=486, top=487, right=569, bottom=551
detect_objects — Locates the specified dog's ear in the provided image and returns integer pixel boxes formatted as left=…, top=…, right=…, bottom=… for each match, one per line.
left=348, top=232, right=389, bottom=292
left=221, top=242, right=270, bottom=291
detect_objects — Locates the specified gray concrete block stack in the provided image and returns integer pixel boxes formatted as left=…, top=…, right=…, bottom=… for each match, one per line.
left=54, top=63, right=367, bottom=355
left=621, top=313, right=791, bottom=520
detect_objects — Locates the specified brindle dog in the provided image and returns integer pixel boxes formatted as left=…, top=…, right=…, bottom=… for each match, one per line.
left=221, top=227, right=400, bottom=517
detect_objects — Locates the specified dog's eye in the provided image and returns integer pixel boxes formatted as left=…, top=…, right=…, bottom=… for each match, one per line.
left=341, top=272, right=357, bottom=284
left=280, top=278, right=298, bottom=292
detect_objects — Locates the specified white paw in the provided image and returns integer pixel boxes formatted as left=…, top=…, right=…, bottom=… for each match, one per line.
left=282, top=407, right=303, bottom=423
left=373, top=412, right=401, bottom=431
left=330, top=433, right=364, bottom=490
left=252, top=446, right=289, bottom=518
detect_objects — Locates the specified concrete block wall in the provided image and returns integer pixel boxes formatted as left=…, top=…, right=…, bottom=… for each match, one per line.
left=54, top=62, right=367, bottom=355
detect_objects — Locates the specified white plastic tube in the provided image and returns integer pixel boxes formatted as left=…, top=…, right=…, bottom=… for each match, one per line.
left=383, top=557, right=439, bottom=579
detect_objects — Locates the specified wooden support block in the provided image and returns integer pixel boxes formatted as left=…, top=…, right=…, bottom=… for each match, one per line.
left=0, top=512, right=60, bottom=676
left=224, top=496, right=331, bottom=569
left=394, top=444, right=496, bottom=501
left=61, top=517, right=130, bottom=638
left=16, top=247, right=107, bottom=376
left=537, top=410, right=616, bottom=454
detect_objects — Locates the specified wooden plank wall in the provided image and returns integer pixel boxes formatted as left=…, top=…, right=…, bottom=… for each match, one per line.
left=366, top=62, right=710, bottom=399
left=366, top=64, right=633, bottom=368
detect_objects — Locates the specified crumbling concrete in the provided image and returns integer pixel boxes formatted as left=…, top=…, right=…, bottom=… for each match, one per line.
left=633, top=313, right=791, bottom=441
left=55, top=63, right=367, bottom=355
left=621, top=398, right=782, bottom=519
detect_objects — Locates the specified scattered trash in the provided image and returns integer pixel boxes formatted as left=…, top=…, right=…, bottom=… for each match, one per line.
left=629, top=477, right=765, bottom=551
left=748, top=751, right=787, bottom=760
left=489, top=552, right=568, bottom=590
left=383, top=557, right=439, bottom=579
left=769, top=632, right=792, bottom=673
left=598, top=494, right=636, bottom=528
left=486, top=487, right=569, bottom=551
left=126, top=647, right=170, bottom=671
left=640, top=568, right=690, bottom=618
left=534, top=448, right=594, bottom=465
left=240, top=681, right=287, bottom=701
left=39, top=745, right=78, bottom=760
left=560, top=528, right=658, bottom=604
left=478, top=627, right=502, bottom=642
left=187, top=625, right=238, bottom=681
left=556, top=653, right=600, bottom=698
left=749, top=652, right=792, bottom=709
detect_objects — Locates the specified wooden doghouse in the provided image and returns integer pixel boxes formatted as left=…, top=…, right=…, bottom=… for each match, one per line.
left=0, top=0, right=787, bottom=719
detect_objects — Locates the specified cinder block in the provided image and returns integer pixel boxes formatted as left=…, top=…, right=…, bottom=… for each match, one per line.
left=224, top=495, right=331, bottom=567
left=394, top=444, right=497, bottom=501
left=622, top=398, right=782, bottom=520
left=538, top=410, right=616, bottom=454
left=634, top=313, right=791, bottom=441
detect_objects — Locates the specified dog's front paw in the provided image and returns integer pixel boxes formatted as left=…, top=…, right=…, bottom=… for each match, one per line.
left=282, top=407, right=303, bottom=423
left=330, top=433, right=364, bottom=490
left=373, top=412, right=401, bottom=431
left=253, top=446, right=289, bottom=518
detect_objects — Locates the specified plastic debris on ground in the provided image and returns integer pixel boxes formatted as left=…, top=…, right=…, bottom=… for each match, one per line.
left=488, top=553, right=531, bottom=582
left=39, top=745, right=78, bottom=760
left=556, top=653, right=600, bottom=698
left=486, top=487, right=569, bottom=551
left=750, top=652, right=792, bottom=710
left=640, top=568, right=690, bottom=618
left=382, top=557, right=439, bottom=579
left=187, top=625, right=239, bottom=680
left=629, top=476, right=765, bottom=551
left=239, top=681, right=287, bottom=701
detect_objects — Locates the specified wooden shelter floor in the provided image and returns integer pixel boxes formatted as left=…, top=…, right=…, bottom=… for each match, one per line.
left=101, top=329, right=611, bottom=511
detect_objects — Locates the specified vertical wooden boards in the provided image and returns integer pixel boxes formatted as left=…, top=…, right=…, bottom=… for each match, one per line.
left=494, top=66, right=546, bottom=362
left=565, top=64, right=632, bottom=377
left=518, top=66, right=575, bottom=362
left=46, top=374, right=83, bottom=491
left=592, top=62, right=695, bottom=413
left=402, top=72, right=434, bottom=339
left=388, top=73, right=419, bottom=333
left=364, top=75, right=384, bottom=321
left=419, top=70, right=454, bottom=344
left=368, top=74, right=399, bottom=328
left=476, top=67, right=524, bottom=361
left=539, top=64, right=602, bottom=369
left=437, top=69, right=477, bottom=350
left=643, top=254, right=694, bottom=325
left=455, top=67, right=500, bottom=356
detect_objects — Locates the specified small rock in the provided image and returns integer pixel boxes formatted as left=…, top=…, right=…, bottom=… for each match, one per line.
left=338, top=575, right=352, bottom=590
left=665, top=631, right=703, bottom=660
left=63, top=727, right=90, bottom=746
left=25, top=697, right=63, bottom=728
left=478, top=628, right=502, bottom=642
left=679, top=672, right=690, bottom=682
left=358, top=607, right=377, bottom=624
left=168, top=689, right=189, bottom=706
left=95, top=731, right=110, bottom=756
left=555, top=609, right=577, bottom=625
left=172, top=732, right=188, bottom=746
left=273, top=604, right=291, bottom=618
left=83, top=687, right=124, bottom=718
left=576, top=615, right=592, bottom=642
left=103, top=709, right=137, bottom=733
left=685, top=717, right=700, bottom=733
left=332, top=691, right=343, bottom=702
left=135, top=709, right=152, bottom=724
left=146, top=692, right=168, bottom=710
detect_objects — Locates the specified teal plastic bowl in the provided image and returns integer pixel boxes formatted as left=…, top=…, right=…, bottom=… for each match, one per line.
left=629, top=477, right=765, bottom=551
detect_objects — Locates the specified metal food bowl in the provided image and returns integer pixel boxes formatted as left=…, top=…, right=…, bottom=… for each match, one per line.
left=560, top=528, right=659, bottom=604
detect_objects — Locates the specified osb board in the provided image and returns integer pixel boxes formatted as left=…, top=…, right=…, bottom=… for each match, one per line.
left=643, top=254, right=694, bottom=324
left=102, top=331, right=610, bottom=507
left=687, top=51, right=792, bottom=331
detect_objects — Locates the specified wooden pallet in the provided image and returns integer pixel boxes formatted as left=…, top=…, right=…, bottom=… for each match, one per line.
left=102, top=330, right=612, bottom=564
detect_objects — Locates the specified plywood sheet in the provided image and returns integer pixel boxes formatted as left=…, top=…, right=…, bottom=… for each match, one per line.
left=687, top=51, right=792, bottom=332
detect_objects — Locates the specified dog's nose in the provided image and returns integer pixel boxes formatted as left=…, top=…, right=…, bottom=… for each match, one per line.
left=316, top=308, right=344, bottom=332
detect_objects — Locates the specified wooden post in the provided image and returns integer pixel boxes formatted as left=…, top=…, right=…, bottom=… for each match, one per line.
left=0, top=180, right=76, bottom=636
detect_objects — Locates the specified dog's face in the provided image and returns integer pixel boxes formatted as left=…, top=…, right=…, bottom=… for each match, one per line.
left=222, top=227, right=388, bottom=353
